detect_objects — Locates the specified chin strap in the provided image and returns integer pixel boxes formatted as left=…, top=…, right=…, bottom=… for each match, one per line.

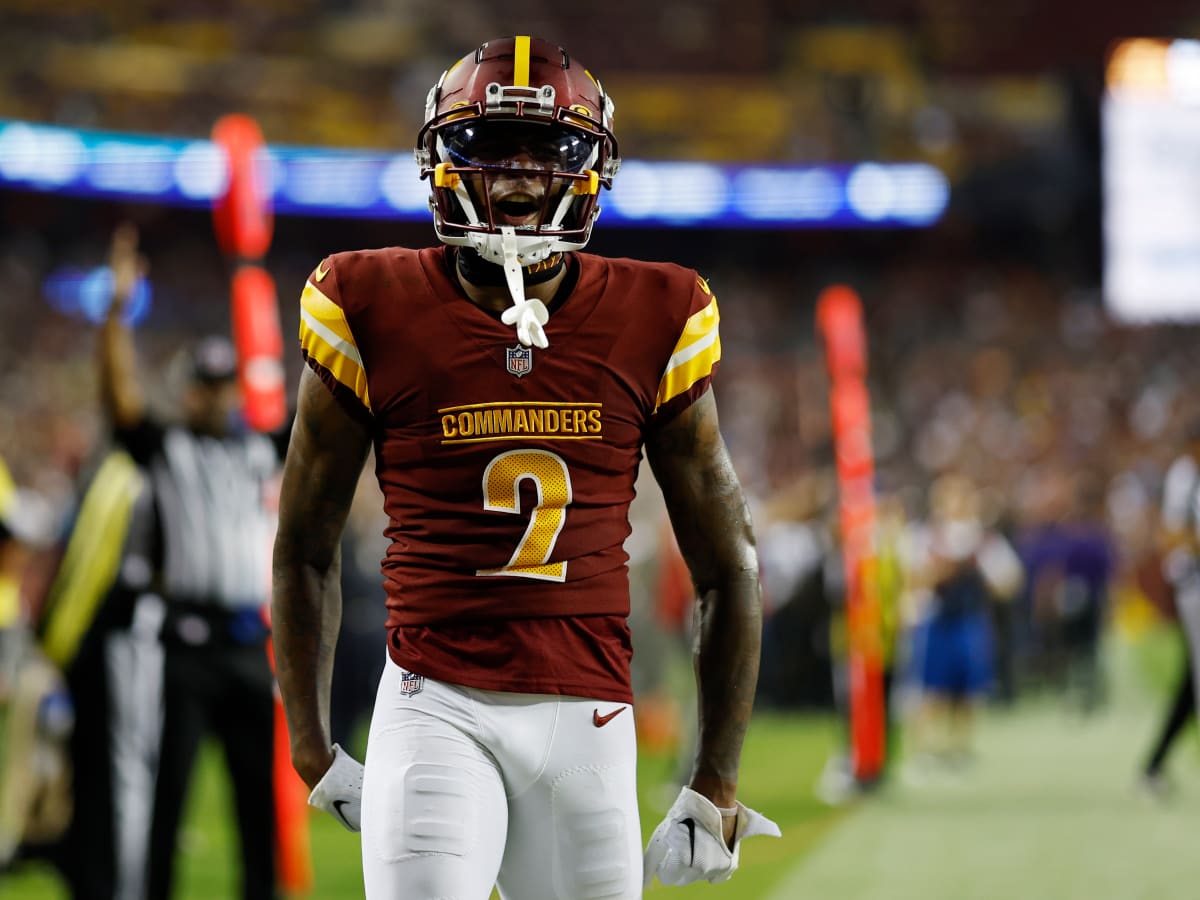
left=496, top=226, right=550, bottom=349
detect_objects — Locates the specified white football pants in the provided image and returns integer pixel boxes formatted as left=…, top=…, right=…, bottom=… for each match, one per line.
left=362, top=654, right=642, bottom=899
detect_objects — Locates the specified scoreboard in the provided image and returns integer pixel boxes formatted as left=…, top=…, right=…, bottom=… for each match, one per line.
left=1103, top=38, right=1200, bottom=322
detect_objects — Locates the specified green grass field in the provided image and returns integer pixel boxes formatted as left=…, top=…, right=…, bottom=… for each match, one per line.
left=4, top=627, right=1196, bottom=898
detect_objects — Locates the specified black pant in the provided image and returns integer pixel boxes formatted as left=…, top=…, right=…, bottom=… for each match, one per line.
left=60, top=623, right=116, bottom=898
left=146, top=638, right=277, bottom=900
left=59, top=589, right=146, bottom=900
left=1145, top=653, right=1194, bottom=776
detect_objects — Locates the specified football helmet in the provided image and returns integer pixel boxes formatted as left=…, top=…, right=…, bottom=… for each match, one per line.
left=415, top=36, right=620, bottom=347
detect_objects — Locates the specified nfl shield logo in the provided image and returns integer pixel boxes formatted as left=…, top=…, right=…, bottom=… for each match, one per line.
left=506, top=345, right=533, bottom=377
left=398, top=670, right=424, bottom=698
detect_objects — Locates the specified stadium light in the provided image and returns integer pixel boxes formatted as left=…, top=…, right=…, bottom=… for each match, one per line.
left=0, top=118, right=949, bottom=229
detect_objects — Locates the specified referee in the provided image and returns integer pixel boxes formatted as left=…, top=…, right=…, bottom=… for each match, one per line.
left=1141, top=420, right=1200, bottom=796
left=99, top=224, right=282, bottom=900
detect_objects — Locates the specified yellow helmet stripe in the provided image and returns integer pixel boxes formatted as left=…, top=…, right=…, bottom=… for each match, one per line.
left=513, top=35, right=531, bottom=86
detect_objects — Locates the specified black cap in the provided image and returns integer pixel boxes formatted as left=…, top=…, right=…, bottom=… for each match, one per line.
left=187, top=336, right=238, bottom=384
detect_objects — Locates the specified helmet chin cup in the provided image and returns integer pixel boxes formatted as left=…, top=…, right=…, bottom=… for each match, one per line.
left=465, top=229, right=557, bottom=267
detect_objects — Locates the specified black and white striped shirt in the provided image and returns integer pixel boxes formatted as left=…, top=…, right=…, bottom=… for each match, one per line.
left=116, top=420, right=279, bottom=609
left=1163, top=453, right=1200, bottom=539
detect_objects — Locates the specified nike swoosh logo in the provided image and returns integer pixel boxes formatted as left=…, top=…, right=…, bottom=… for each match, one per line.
left=314, top=259, right=331, bottom=282
left=684, top=818, right=696, bottom=865
left=332, top=799, right=354, bottom=829
left=592, top=706, right=626, bottom=727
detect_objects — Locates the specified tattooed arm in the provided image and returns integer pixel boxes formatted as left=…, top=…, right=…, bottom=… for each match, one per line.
left=272, top=366, right=372, bottom=788
left=645, top=388, right=762, bottom=842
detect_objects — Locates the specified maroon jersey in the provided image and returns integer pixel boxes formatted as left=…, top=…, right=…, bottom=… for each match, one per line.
left=297, top=247, right=720, bottom=702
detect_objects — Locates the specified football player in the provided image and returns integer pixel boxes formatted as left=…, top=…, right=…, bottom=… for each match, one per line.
left=272, top=35, right=779, bottom=899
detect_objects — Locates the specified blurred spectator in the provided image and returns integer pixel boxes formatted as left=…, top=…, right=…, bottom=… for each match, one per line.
left=0, top=641, right=72, bottom=878
left=1016, top=471, right=1116, bottom=711
left=0, top=449, right=82, bottom=880
left=0, top=455, right=69, bottom=872
left=0, top=454, right=32, bottom=692
left=758, top=472, right=837, bottom=711
left=34, top=447, right=160, bottom=900
left=904, top=473, right=1023, bottom=771
left=1139, top=420, right=1200, bottom=799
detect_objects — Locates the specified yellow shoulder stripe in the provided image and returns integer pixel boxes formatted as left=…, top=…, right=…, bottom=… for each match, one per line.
left=298, top=282, right=371, bottom=412
left=671, top=294, right=719, bottom=358
left=655, top=297, right=721, bottom=411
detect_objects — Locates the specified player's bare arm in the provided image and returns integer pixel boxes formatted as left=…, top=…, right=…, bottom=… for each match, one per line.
left=97, top=222, right=146, bottom=428
left=272, top=365, right=372, bottom=789
left=645, top=387, right=762, bottom=840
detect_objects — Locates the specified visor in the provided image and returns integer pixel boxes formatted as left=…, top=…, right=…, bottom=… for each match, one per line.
left=440, top=120, right=596, bottom=173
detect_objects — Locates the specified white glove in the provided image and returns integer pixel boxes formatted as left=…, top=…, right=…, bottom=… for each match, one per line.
left=307, top=743, right=364, bottom=832
left=643, top=787, right=781, bottom=887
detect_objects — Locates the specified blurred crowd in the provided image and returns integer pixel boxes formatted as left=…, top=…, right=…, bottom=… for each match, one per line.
left=3, top=0, right=1193, bottom=170
left=738, top=252, right=1198, bottom=709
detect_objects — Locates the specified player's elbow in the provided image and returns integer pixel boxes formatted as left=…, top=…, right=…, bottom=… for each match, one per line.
left=693, top=542, right=760, bottom=599
left=272, top=523, right=337, bottom=579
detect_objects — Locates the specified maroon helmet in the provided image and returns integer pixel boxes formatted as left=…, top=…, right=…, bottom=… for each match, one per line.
left=414, top=36, right=620, bottom=267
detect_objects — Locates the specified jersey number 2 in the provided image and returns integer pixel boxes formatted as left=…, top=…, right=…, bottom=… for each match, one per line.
left=476, top=449, right=572, bottom=582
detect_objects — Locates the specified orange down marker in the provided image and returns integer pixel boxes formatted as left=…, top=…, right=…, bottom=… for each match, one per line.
left=212, top=114, right=310, bottom=893
left=816, top=285, right=885, bottom=783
